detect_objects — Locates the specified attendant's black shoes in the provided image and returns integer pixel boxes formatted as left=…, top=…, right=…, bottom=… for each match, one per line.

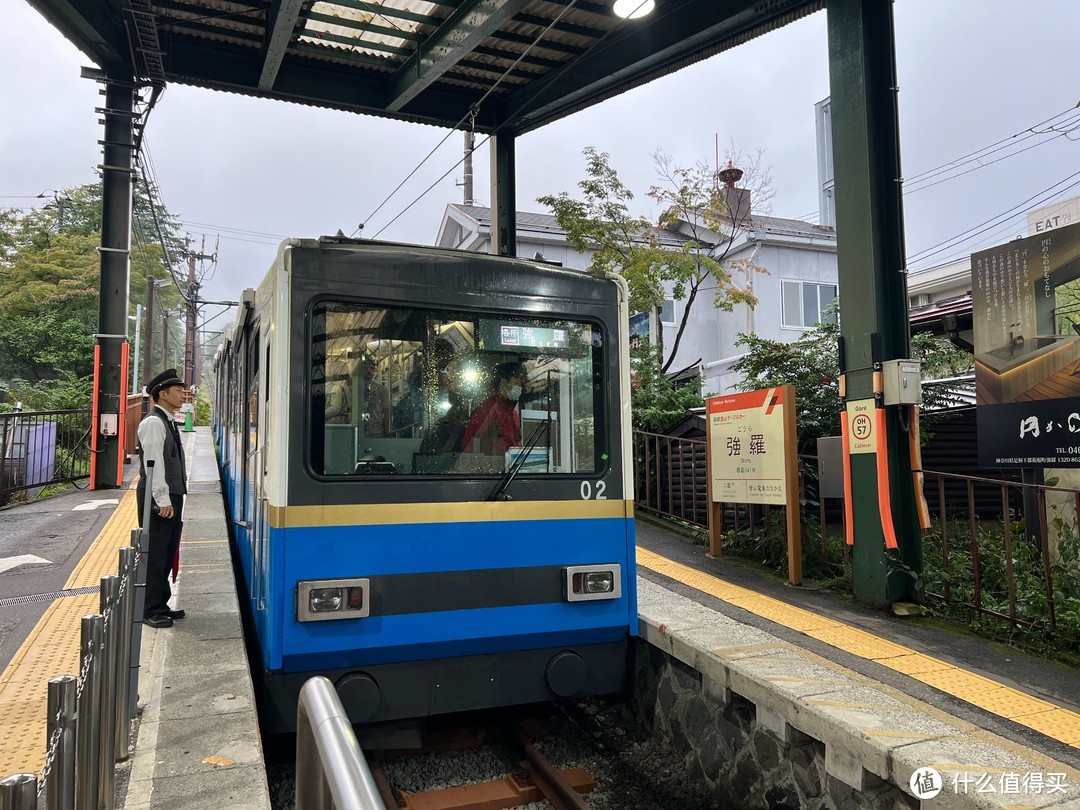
left=144, top=614, right=174, bottom=628
left=166, top=609, right=186, bottom=619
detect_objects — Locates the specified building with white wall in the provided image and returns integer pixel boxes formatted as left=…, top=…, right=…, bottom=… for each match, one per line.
left=435, top=202, right=838, bottom=396
left=661, top=213, right=837, bottom=394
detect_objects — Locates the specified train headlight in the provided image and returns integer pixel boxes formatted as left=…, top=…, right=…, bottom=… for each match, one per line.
left=309, top=588, right=343, bottom=612
left=297, top=578, right=371, bottom=622
left=564, top=564, right=622, bottom=602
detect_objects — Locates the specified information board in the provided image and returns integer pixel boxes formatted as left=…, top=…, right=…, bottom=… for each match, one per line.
left=707, top=387, right=792, bottom=506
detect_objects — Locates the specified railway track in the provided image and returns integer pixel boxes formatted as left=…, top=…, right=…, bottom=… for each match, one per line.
left=368, top=718, right=595, bottom=810
left=265, top=697, right=724, bottom=809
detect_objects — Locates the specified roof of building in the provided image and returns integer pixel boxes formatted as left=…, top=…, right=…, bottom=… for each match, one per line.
left=745, top=215, right=836, bottom=241
left=446, top=203, right=695, bottom=248
left=445, top=203, right=830, bottom=248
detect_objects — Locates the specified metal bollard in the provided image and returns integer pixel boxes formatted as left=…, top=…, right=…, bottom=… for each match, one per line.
left=129, top=516, right=151, bottom=718
left=98, top=576, right=119, bottom=810
left=75, top=614, right=102, bottom=810
left=0, top=773, right=37, bottom=810
left=115, top=547, right=136, bottom=760
left=46, top=675, right=77, bottom=810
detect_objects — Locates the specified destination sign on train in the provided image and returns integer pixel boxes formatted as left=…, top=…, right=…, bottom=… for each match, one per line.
left=480, top=318, right=572, bottom=351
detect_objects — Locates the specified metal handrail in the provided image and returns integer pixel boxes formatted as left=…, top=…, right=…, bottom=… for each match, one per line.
left=295, top=677, right=387, bottom=810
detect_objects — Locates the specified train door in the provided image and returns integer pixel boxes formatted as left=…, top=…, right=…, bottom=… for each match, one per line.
left=243, top=323, right=264, bottom=608
left=253, top=337, right=271, bottom=612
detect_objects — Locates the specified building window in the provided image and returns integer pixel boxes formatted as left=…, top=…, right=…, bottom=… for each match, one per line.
left=659, top=298, right=676, bottom=325
left=781, top=281, right=837, bottom=328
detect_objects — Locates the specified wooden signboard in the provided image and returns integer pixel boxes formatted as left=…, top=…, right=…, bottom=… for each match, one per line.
left=705, top=385, right=801, bottom=584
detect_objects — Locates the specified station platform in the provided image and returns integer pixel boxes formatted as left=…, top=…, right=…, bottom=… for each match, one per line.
left=0, top=426, right=1078, bottom=807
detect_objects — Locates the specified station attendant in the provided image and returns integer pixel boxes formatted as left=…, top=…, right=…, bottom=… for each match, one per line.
left=136, top=369, right=189, bottom=629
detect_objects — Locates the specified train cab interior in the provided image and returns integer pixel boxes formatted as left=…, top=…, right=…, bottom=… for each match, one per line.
left=309, top=300, right=606, bottom=479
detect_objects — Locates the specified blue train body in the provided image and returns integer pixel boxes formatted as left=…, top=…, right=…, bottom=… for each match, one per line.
left=211, top=238, right=637, bottom=730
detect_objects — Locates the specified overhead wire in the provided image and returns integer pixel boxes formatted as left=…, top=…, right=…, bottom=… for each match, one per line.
left=906, top=169, right=1080, bottom=270
left=136, top=140, right=189, bottom=302
left=904, top=123, right=1080, bottom=196
left=898, top=102, right=1080, bottom=270
left=363, top=0, right=582, bottom=237
left=903, top=103, right=1080, bottom=187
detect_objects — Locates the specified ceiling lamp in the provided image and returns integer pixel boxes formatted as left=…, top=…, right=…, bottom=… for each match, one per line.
left=613, top=0, right=655, bottom=19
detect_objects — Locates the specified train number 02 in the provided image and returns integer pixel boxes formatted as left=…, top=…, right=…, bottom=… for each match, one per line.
left=580, top=480, right=607, bottom=500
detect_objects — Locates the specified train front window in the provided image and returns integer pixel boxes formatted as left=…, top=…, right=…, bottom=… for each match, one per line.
left=309, top=302, right=605, bottom=477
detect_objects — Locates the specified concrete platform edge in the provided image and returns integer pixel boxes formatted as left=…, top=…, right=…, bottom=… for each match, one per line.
left=636, top=577, right=1080, bottom=808
left=121, top=428, right=271, bottom=810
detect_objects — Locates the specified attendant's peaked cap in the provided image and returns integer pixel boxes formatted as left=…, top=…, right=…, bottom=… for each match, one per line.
left=147, top=368, right=185, bottom=397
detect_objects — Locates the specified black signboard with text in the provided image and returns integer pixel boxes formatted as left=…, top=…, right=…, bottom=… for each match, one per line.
left=973, top=221, right=1080, bottom=467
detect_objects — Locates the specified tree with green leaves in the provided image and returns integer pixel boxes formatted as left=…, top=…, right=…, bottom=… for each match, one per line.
left=629, top=342, right=705, bottom=433
left=538, top=146, right=770, bottom=374
left=0, top=180, right=186, bottom=409
left=729, top=302, right=973, bottom=451
left=538, top=146, right=774, bottom=432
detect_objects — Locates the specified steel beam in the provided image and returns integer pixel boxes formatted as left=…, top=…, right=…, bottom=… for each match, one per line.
left=94, top=70, right=135, bottom=489
left=489, top=133, right=516, bottom=257
left=259, top=0, right=305, bottom=90
left=827, top=0, right=919, bottom=604
left=387, top=0, right=531, bottom=112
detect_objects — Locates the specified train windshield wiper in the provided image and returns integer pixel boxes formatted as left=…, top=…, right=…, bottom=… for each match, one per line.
left=487, top=418, right=551, bottom=501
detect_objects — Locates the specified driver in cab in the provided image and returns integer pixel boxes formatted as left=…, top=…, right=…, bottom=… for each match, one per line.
left=461, top=362, right=526, bottom=455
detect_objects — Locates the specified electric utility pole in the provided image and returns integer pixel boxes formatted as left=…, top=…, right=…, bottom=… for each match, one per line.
left=185, top=245, right=213, bottom=386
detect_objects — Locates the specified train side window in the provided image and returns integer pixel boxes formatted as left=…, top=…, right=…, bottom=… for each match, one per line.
left=308, top=301, right=606, bottom=477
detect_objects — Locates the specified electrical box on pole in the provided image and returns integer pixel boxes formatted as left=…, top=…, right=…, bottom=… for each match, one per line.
left=882, top=359, right=922, bottom=406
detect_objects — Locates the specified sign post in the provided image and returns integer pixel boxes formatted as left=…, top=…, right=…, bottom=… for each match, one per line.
left=705, top=385, right=801, bottom=585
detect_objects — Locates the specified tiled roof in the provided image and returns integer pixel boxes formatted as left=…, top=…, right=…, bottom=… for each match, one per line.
left=745, top=215, right=836, bottom=241
left=448, top=204, right=830, bottom=248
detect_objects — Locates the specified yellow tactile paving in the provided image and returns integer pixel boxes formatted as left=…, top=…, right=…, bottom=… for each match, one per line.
left=805, top=625, right=913, bottom=659
left=636, top=545, right=1080, bottom=750
left=1014, top=710, right=1080, bottom=745
left=877, top=652, right=955, bottom=676
left=962, top=688, right=1059, bottom=719
left=0, top=490, right=138, bottom=775
left=918, top=667, right=1011, bottom=695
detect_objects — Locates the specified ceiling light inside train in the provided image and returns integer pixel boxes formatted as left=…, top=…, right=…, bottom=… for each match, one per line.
left=613, top=0, right=655, bottom=19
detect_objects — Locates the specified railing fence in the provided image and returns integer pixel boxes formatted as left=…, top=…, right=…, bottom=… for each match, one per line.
left=0, top=466, right=155, bottom=809
left=0, top=407, right=94, bottom=504
left=632, top=430, right=1080, bottom=645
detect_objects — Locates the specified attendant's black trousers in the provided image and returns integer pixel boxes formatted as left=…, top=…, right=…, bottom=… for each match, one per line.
left=136, top=490, right=184, bottom=618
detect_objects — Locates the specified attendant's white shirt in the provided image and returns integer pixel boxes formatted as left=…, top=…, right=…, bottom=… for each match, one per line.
left=138, top=405, right=176, bottom=509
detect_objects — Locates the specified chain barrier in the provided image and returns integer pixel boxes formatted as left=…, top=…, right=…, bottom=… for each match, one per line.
left=6, top=510, right=144, bottom=799
left=74, top=646, right=93, bottom=707
left=35, top=705, right=64, bottom=798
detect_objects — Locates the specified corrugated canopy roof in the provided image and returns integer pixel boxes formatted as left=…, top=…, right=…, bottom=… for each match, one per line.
left=31, top=0, right=821, bottom=134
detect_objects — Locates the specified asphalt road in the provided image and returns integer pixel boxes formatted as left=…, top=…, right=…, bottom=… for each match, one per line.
left=0, top=478, right=129, bottom=672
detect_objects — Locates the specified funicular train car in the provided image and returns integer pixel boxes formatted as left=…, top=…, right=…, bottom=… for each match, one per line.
left=212, top=237, right=637, bottom=730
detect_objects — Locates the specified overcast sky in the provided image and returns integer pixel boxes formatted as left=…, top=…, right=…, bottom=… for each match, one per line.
left=2, top=0, right=1078, bottom=309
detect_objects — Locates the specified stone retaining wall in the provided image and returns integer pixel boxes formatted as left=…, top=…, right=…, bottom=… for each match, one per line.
left=633, top=577, right=1079, bottom=810
left=632, top=642, right=916, bottom=809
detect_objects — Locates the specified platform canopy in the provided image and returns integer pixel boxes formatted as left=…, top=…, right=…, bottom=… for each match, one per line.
left=30, top=0, right=820, bottom=135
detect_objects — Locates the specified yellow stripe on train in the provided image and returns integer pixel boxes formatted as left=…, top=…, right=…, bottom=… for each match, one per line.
left=267, top=499, right=635, bottom=528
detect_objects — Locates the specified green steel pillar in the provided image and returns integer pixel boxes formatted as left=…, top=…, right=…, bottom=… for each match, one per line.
left=93, top=70, right=135, bottom=489
left=489, top=133, right=517, bottom=257
left=827, top=0, right=921, bottom=604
